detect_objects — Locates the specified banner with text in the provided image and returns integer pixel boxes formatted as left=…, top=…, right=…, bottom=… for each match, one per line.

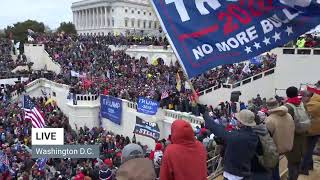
left=150, top=0, right=320, bottom=78
left=100, top=95, right=122, bottom=125
left=137, top=97, right=160, bottom=115
left=134, top=116, right=160, bottom=140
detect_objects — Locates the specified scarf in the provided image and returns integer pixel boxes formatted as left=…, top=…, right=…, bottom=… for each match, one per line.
left=287, top=97, right=301, bottom=105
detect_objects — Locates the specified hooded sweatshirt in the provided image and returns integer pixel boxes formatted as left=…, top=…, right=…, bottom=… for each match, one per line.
left=265, top=106, right=295, bottom=154
left=160, top=120, right=207, bottom=180
left=306, top=94, right=320, bottom=135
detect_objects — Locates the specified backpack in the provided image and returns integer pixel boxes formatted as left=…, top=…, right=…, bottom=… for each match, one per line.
left=287, top=103, right=311, bottom=134
left=253, top=124, right=279, bottom=169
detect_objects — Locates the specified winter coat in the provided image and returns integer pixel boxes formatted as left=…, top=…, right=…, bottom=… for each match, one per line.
left=204, top=112, right=259, bottom=178
left=160, top=120, right=207, bottom=180
left=306, top=94, right=320, bottom=135
left=116, top=158, right=156, bottom=180
left=285, top=102, right=307, bottom=164
left=265, top=106, right=295, bottom=154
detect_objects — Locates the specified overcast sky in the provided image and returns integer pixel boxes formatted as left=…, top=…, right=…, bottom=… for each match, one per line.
left=0, top=0, right=78, bottom=29
left=0, top=0, right=319, bottom=32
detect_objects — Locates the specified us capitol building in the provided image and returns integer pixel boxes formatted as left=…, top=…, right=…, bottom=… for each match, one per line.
left=71, top=0, right=161, bottom=36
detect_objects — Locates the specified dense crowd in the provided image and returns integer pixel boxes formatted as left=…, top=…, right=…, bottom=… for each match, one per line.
left=1, top=82, right=319, bottom=180
left=0, top=39, right=31, bottom=78
left=0, top=96, right=155, bottom=179
left=285, top=33, right=320, bottom=48
left=191, top=53, right=277, bottom=91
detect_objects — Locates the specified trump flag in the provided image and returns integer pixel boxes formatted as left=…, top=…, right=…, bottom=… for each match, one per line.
left=150, top=0, right=320, bottom=78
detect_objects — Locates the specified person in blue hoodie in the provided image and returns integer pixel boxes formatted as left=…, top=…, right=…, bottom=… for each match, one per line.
left=204, top=109, right=259, bottom=179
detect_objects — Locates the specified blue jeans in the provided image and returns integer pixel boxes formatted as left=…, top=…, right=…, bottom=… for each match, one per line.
left=272, top=162, right=280, bottom=180
left=301, top=135, right=320, bottom=170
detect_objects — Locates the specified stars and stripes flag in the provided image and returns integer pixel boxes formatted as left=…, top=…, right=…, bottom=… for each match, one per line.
left=23, top=95, right=46, bottom=128
left=0, top=152, right=9, bottom=166
left=161, top=91, right=169, bottom=100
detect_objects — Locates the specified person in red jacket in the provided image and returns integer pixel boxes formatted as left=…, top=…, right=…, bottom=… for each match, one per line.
left=160, top=119, right=207, bottom=180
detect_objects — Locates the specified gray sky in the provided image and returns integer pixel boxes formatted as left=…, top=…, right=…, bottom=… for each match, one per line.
left=0, top=0, right=78, bottom=29
left=0, top=0, right=319, bottom=32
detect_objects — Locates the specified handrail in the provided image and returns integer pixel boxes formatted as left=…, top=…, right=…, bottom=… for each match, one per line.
left=199, top=68, right=276, bottom=96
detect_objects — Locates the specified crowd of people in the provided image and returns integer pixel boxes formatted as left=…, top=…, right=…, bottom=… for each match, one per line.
left=199, top=82, right=320, bottom=180
left=1, top=80, right=319, bottom=180
left=0, top=39, right=31, bottom=78
left=284, top=33, right=320, bottom=48
left=191, top=53, right=277, bottom=92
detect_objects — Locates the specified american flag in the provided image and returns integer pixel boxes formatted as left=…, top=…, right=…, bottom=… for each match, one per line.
left=161, top=91, right=169, bottom=100
left=23, top=95, right=46, bottom=128
left=0, top=152, right=9, bottom=166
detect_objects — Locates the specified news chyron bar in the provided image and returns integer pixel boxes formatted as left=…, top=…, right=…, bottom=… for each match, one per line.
left=31, top=128, right=99, bottom=158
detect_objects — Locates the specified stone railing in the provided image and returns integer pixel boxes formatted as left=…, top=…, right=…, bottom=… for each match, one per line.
left=43, top=49, right=62, bottom=71
left=281, top=47, right=320, bottom=55
left=199, top=68, right=275, bottom=96
left=128, top=45, right=172, bottom=51
left=163, top=109, right=204, bottom=125
left=231, top=68, right=275, bottom=89
left=125, top=98, right=204, bottom=125
left=25, top=44, right=44, bottom=47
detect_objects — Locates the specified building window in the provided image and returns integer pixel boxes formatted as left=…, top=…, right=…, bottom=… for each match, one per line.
left=108, top=19, right=110, bottom=26
left=149, top=21, right=152, bottom=28
left=112, top=9, right=114, bottom=12
left=144, top=12, right=146, bottom=15
left=125, top=19, right=128, bottom=27
left=138, top=20, right=140, bottom=28
left=125, top=9, right=128, bottom=13
left=132, top=10, right=134, bottom=13
left=154, top=22, right=157, bottom=29
left=131, top=19, right=134, bottom=27
left=149, top=12, right=152, bottom=16
left=112, top=18, right=115, bottom=27
left=143, top=21, right=146, bottom=29
left=138, top=11, right=140, bottom=14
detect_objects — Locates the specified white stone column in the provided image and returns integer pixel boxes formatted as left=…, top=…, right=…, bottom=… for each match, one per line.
left=97, top=7, right=100, bottom=28
left=84, top=9, right=87, bottom=29
left=100, top=7, right=103, bottom=28
left=93, top=8, right=97, bottom=29
left=74, top=11, right=78, bottom=29
left=79, top=11, right=82, bottom=29
left=90, top=9, right=93, bottom=29
left=104, top=7, right=108, bottom=27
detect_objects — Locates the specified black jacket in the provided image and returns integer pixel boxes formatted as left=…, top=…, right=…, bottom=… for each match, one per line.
left=204, top=112, right=259, bottom=178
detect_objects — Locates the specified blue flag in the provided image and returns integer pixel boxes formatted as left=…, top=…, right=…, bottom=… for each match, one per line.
left=100, top=95, right=122, bottom=125
left=36, top=158, right=48, bottom=171
left=150, top=0, right=320, bottom=78
left=137, top=97, right=160, bottom=115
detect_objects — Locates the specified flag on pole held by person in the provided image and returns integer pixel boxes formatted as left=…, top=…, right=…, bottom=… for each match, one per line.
left=150, top=0, right=320, bottom=78
left=22, top=96, right=48, bottom=171
left=23, top=95, right=45, bottom=128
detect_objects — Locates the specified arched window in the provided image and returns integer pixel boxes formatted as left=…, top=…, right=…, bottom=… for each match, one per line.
left=131, top=19, right=135, bottom=27
left=125, top=18, right=128, bottom=27
left=138, top=20, right=141, bottom=28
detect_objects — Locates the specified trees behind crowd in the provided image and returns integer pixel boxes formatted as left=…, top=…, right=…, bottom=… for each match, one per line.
left=57, top=22, right=76, bottom=34
left=4, top=20, right=45, bottom=43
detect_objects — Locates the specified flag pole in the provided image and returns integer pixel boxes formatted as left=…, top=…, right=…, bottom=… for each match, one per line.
left=149, top=0, right=199, bottom=103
